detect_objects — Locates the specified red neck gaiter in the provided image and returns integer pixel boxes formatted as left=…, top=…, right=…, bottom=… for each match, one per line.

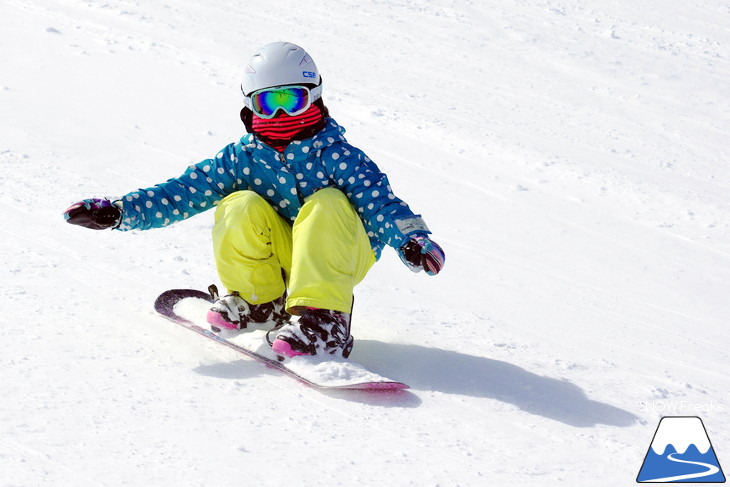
left=252, top=104, right=324, bottom=152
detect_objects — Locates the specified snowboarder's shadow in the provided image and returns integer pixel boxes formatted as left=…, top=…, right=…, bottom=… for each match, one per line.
left=352, top=340, right=639, bottom=427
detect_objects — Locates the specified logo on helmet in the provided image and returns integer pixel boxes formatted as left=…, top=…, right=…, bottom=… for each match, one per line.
left=302, top=71, right=316, bottom=78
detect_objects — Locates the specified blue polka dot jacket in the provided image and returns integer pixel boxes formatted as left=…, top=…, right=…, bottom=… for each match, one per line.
left=116, top=118, right=430, bottom=259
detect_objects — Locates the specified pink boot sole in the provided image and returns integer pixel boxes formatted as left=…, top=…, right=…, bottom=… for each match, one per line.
left=206, top=310, right=239, bottom=331
left=271, top=339, right=309, bottom=358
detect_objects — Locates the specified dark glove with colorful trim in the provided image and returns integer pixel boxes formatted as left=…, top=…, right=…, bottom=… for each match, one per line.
left=397, top=235, right=445, bottom=276
left=63, top=198, right=122, bottom=230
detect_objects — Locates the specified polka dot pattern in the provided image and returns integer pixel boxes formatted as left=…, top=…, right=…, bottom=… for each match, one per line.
left=115, top=118, right=426, bottom=255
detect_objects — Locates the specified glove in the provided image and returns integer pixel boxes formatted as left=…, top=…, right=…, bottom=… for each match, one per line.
left=64, top=198, right=122, bottom=230
left=397, top=235, right=445, bottom=276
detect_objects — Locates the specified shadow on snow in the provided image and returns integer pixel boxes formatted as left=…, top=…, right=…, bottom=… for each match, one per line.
left=351, top=339, right=639, bottom=427
left=191, top=339, right=638, bottom=422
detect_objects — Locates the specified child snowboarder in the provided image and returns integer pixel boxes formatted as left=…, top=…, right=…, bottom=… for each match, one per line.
left=64, top=42, right=445, bottom=359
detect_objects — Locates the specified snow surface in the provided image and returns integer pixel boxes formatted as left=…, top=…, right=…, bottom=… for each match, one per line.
left=2, top=0, right=729, bottom=485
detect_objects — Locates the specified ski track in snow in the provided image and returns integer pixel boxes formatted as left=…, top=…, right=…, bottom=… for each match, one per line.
left=2, top=0, right=730, bottom=485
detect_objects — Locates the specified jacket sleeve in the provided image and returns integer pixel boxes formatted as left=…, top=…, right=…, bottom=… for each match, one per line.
left=115, top=142, right=246, bottom=231
left=323, top=143, right=430, bottom=249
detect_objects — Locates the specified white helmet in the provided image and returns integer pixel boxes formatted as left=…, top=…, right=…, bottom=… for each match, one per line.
left=241, top=42, right=322, bottom=105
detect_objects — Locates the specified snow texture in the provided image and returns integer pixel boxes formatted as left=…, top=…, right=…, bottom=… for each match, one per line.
left=1, top=0, right=729, bottom=486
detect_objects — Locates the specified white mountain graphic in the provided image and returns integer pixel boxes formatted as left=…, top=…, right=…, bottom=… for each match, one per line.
left=651, top=416, right=711, bottom=455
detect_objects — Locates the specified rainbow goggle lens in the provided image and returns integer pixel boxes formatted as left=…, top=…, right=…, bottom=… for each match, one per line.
left=246, top=85, right=318, bottom=119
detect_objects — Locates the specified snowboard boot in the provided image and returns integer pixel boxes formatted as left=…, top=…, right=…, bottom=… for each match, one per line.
left=271, top=308, right=354, bottom=359
left=207, top=289, right=289, bottom=333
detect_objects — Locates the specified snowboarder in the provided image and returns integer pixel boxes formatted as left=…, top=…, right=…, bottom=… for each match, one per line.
left=64, top=42, right=445, bottom=358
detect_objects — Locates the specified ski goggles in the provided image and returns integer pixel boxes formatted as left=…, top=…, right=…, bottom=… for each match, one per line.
left=243, top=84, right=322, bottom=119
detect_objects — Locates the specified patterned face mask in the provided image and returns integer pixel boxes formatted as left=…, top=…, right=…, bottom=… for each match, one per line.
left=251, top=103, right=324, bottom=151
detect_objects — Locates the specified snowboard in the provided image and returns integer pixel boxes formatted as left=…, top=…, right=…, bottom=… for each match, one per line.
left=153, top=288, right=409, bottom=391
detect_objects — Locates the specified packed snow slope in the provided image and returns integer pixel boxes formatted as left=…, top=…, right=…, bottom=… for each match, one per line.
left=2, top=0, right=729, bottom=485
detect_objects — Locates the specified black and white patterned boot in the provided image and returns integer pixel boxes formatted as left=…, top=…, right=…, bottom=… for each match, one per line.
left=207, top=287, right=289, bottom=333
left=271, top=308, right=354, bottom=358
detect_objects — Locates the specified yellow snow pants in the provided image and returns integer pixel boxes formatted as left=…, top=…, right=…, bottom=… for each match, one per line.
left=212, top=188, right=376, bottom=314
